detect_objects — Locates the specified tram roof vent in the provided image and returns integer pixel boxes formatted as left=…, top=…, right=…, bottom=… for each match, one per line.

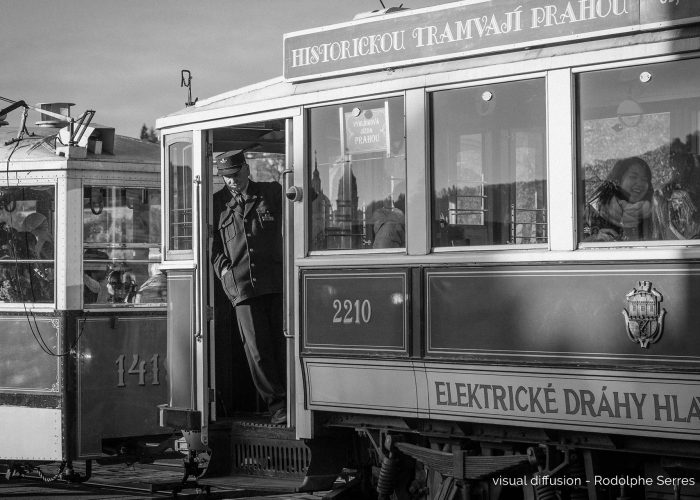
left=55, top=124, right=115, bottom=158
left=87, top=126, right=116, bottom=155
left=353, top=5, right=408, bottom=20
left=35, top=102, right=73, bottom=128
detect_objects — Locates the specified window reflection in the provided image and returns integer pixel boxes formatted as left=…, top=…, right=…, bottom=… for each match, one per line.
left=308, top=97, right=406, bottom=251
left=83, top=186, right=163, bottom=306
left=578, top=59, right=700, bottom=243
left=431, top=79, right=547, bottom=247
left=0, top=186, right=55, bottom=303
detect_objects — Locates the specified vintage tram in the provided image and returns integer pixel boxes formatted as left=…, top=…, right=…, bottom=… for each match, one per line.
left=156, top=1, right=700, bottom=498
left=0, top=101, right=168, bottom=480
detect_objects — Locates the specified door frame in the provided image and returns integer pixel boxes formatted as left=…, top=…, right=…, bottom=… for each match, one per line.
left=200, top=109, right=304, bottom=432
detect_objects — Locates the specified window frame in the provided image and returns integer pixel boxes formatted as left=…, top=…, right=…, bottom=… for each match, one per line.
left=427, top=73, right=550, bottom=252
left=0, top=182, right=57, bottom=308
left=573, top=54, right=700, bottom=250
left=163, top=131, right=194, bottom=261
left=305, top=92, right=408, bottom=256
left=81, top=184, right=164, bottom=309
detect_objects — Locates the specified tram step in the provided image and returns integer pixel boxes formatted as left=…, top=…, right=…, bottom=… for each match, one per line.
left=208, top=416, right=310, bottom=480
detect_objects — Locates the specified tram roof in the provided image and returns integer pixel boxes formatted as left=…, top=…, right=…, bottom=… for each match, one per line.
left=156, top=68, right=422, bottom=130
left=0, top=126, right=159, bottom=168
left=157, top=77, right=295, bottom=129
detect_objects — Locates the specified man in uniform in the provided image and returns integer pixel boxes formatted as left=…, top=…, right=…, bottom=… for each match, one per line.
left=211, top=150, right=286, bottom=425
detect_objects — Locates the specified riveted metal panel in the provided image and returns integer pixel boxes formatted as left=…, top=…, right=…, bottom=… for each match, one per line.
left=167, top=271, right=195, bottom=409
left=76, top=314, right=169, bottom=457
left=304, top=358, right=423, bottom=417
left=0, top=406, right=62, bottom=460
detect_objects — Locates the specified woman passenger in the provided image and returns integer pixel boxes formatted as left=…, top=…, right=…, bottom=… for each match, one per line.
left=582, top=157, right=654, bottom=242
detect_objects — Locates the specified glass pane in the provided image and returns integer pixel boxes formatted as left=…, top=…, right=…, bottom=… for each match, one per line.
left=212, top=152, right=285, bottom=193
left=83, top=186, right=163, bottom=306
left=431, top=79, right=547, bottom=247
left=0, top=186, right=55, bottom=303
left=308, top=97, right=406, bottom=251
left=578, top=59, right=700, bottom=243
left=168, top=140, right=193, bottom=252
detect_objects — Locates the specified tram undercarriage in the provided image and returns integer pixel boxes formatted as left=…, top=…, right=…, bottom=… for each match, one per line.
left=308, top=413, right=700, bottom=500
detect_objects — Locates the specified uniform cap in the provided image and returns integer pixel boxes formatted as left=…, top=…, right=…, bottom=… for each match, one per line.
left=214, top=150, right=248, bottom=176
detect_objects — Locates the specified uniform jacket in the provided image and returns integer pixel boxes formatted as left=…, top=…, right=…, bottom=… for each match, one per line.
left=371, top=207, right=405, bottom=248
left=211, top=181, right=283, bottom=305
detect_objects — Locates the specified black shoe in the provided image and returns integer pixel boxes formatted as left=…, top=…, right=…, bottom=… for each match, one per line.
left=270, top=407, right=287, bottom=425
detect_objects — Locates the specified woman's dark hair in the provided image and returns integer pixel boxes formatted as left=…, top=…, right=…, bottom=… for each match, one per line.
left=589, top=156, right=654, bottom=206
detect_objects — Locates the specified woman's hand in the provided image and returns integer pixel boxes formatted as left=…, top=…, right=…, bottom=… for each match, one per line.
left=584, top=228, right=620, bottom=242
left=591, top=228, right=620, bottom=241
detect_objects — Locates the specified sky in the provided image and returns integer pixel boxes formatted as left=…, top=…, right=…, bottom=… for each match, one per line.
left=1, top=0, right=449, bottom=138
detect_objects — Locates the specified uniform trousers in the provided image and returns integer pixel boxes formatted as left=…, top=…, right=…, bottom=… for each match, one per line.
left=234, top=293, right=286, bottom=412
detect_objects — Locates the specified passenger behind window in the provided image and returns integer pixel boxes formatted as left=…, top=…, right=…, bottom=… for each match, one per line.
left=84, top=249, right=110, bottom=304
left=0, top=222, right=14, bottom=259
left=653, top=140, right=700, bottom=240
left=107, top=269, right=138, bottom=303
left=21, top=212, right=53, bottom=259
left=0, top=228, right=52, bottom=302
left=134, top=264, right=167, bottom=304
left=0, top=227, right=35, bottom=301
left=582, top=157, right=654, bottom=242
left=372, top=181, right=405, bottom=249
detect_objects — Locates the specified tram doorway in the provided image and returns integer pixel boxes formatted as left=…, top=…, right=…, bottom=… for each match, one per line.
left=206, top=119, right=292, bottom=424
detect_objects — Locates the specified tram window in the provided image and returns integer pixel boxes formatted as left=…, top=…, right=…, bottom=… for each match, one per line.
left=307, top=97, right=406, bottom=251
left=83, top=186, right=164, bottom=306
left=165, top=134, right=193, bottom=256
left=578, top=59, right=700, bottom=244
left=0, top=186, right=55, bottom=303
left=431, top=79, right=547, bottom=248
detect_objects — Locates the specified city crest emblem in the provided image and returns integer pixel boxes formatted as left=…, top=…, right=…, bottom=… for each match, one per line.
left=622, top=281, right=666, bottom=349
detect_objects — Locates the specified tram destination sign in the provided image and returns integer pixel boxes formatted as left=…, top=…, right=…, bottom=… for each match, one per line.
left=283, top=0, right=700, bottom=81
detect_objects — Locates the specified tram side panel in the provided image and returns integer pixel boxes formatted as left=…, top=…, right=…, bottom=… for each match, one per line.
left=0, top=311, right=170, bottom=462
left=301, top=263, right=700, bottom=442
left=302, top=269, right=418, bottom=417
left=0, top=314, right=63, bottom=461
left=76, top=313, right=169, bottom=457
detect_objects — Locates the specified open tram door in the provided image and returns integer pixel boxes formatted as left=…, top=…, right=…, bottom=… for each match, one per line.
left=160, top=108, right=308, bottom=481
left=205, top=115, right=298, bottom=424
